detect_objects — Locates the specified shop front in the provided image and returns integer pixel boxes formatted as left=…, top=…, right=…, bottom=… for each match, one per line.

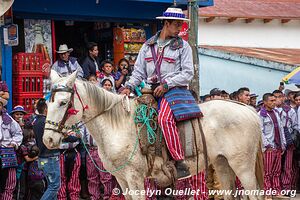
left=1, top=0, right=213, bottom=111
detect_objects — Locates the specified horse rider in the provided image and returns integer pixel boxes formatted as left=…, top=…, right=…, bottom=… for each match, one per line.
left=122, top=6, right=195, bottom=180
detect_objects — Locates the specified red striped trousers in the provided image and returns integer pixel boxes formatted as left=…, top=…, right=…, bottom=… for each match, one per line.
left=158, top=98, right=184, bottom=161
left=189, top=171, right=208, bottom=200
left=264, top=149, right=282, bottom=195
left=0, top=168, right=16, bottom=200
left=281, top=145, right=295, bottom=190
left=58, top=151, right=81, bottom=200
left=87, top=147, right=116, bottom=200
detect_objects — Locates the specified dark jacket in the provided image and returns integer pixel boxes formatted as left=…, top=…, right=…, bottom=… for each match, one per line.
left=33, top=115, right=60, bottom=158
left=81, top=55, right=101, bottom=79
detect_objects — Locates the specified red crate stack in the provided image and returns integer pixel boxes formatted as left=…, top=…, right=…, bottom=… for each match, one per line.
left=13, top=53, right=44, bottom=113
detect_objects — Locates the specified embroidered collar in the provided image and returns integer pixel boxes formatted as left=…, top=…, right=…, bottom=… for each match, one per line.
left=260, top=106, right=269, bottom=117
left=146, top=31, right=183, bottom=50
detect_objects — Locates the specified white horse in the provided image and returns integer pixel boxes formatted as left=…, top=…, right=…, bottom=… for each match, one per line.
left=43, top=70, right=264, bottom=200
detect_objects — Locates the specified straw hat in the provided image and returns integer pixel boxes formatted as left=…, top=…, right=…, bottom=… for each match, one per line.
left=0, top=0, right=14, bottom=17
left=156, top=7, right=190, bottom=21
left=56, top=44, right=73, bottom=54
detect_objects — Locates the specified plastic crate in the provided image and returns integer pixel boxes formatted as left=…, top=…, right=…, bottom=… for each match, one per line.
left=13, top=93, right=43, bottom=114
left=13, top=53, right=43, bottom=74
left=12, top=72, right=43, bottom=94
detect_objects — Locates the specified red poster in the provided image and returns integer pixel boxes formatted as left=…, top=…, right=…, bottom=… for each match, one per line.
left=179, top=22, right=189, bottom=41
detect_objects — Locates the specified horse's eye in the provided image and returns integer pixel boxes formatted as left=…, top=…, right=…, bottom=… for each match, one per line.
left=60, top=101, right=67, bottom=107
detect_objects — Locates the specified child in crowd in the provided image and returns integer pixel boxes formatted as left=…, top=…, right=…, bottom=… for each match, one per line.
left=101, top=79, right=114, bottom=93
left=114, top=58, right=130, bottom=91
left=88, top=74, right=99, bottom=85
left=10, top=105, right=27, bottom=129
left=27, top=145, right=45, bottom=200
left=98, top=60, right=116, bottom=92
left=15, top=129, right=38, bottom=200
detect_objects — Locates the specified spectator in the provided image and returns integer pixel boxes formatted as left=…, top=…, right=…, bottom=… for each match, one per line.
left=202, top=94, right=211, bottom=102
left=273, top=90, right=298, bottom=195
left=221, top=90, right=230, bottom=100
left=237, top=87, right=250, bottom=105
left=0, top=98, right=23, bottom=200
left=27, top=145, right=45, bottom=200
left=249, top=94, right=258, bottom=109
left=82, top=125, right=117, bottom=200
left=101, top=79, right=114, bottom=93
left=51, top=44, right=84, bottom=79
left=15, top=129, right=38, bottom=200
left=57, top=134, right=81, bottom=200
left=209, top=88, right=222, bottom=100
left=33, top=98, right=61, bottom=200
left=10, top=105, right=27, bottom=129
left=229, top=91, right=238, bottom=101
left=114, top=58, right=130, bottom=90
left=259, top=93, right=286, bottom=200
left=98, top=60, right=116, bottom=92
left=88, top=74, right=99, bottom=85
left=82, top=42, right=101, bottom=79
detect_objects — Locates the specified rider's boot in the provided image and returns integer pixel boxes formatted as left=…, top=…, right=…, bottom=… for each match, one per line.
left=175, top=160, right=191, bottom=180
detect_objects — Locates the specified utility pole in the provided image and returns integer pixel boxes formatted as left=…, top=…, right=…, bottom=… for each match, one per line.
left=187, top=0, right=200, bottom=98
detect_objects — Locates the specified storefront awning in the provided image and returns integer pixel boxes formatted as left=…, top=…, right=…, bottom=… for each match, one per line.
left=12, top=0, right=213, bottom=21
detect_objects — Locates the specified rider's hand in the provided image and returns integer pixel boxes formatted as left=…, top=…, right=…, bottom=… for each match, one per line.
left=153, top=85, right=167, bottom=97
left=121, top=88, right=131, bottom=96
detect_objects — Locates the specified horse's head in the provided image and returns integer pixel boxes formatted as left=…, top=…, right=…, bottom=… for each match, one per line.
left=43, top=70, right=84, bottom=149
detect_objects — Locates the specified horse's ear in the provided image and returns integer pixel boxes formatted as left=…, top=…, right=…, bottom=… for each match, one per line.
left=50, top=70, right=61, bottom=83
left=66, top=69, right=78, bottom=88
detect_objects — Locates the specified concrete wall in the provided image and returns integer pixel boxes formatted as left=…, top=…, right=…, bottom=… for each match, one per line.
left=198, top=18, right=300, bottom=49
left=199, top=53, right=289, bottom=98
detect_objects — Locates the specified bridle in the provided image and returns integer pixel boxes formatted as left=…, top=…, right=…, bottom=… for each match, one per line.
left=45, top=84, right=87, bottom=137
left=45, top=82, right=131, bottom=138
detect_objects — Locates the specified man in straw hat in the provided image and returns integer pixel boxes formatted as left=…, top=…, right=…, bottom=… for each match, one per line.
left=51, top=44, right=84, bottom=79
left=122, top=6, right=201, bottom=180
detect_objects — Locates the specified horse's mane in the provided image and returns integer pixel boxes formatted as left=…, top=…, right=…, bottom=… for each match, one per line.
left=80, top=81, right=132, bottom=129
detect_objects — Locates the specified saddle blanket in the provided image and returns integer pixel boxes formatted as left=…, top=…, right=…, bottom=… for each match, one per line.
left=164, top=88, right=202, bottom=121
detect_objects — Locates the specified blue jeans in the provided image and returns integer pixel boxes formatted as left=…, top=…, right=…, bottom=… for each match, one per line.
left=38, top=156, right=60, bottom=200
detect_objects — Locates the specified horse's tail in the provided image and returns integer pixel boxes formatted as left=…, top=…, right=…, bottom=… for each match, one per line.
left=255, top=139, right=264, bottom=190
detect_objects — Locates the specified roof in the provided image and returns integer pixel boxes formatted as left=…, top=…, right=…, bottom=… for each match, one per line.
left=12, top=0, right=213, bottom=21
left=199, top=0, right=300, bottom=19
left=200, top=45, right=300, bottom=66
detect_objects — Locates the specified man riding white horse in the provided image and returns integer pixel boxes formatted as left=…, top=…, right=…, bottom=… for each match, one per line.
left=122, top=6, right=199, bottom=180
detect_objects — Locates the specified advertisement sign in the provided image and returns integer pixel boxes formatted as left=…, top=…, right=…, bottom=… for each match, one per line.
left=3, top=24, right=18, bottom=46
left=179, top=22, right=189, bottom=41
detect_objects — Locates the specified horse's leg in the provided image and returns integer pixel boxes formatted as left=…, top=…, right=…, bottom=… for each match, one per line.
left=213, top=155, right=236, bottom=200
left=227, top=159, right=262, bottom=200
left=125, top=172, right=146, bottom=200
left=115, top=177, right=131, bottom=200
